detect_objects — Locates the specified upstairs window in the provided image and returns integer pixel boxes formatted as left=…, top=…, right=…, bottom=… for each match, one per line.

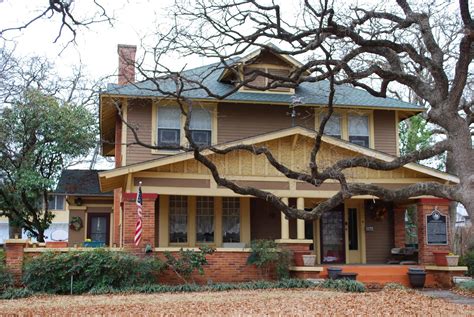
left=348, top=114, right=369, bottom=147
left=243, top=67, right=291, bottom=92
left=321, top=113, right=342, bottom=139
left=157, top=106, right=181, bottom=149
left=189, top=108, right=212, bottom=146
left=48, top=195, right=65, bottom=210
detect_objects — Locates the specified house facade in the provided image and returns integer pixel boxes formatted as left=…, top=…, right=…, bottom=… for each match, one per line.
left=92, top=44, right=460, bottom=283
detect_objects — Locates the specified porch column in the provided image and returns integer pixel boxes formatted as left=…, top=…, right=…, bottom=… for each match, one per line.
left=281, top=197, right=289, bottom=240
left=122, top=192, right=158, bottom=252
left=297, top=197, right=305, bottom=240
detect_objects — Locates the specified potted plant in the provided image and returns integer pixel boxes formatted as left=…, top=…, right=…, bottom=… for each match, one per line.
left=302, top=253, right=316, bottom=266
left=407, top=267, right=426, bottom=288
left=433, top=251, right=449, bottom=266
left=446, top=253, right=460, bottom=266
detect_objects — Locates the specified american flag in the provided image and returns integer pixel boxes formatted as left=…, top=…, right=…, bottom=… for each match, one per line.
left=134, top=182, right=143, bottom=246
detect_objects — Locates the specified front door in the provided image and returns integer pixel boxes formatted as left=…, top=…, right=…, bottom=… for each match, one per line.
left=87, top=213, right=110, bottom=246
left=320, top=209, right=345, bottom=264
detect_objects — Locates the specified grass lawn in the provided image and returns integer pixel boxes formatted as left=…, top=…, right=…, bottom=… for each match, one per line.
left=0, top=288, right=472, bottom=315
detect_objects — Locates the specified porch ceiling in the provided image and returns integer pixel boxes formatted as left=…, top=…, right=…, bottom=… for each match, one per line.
left=98, top=126, right=458, bottom=194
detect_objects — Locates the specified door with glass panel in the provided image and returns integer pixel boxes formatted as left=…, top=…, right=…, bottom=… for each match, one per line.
left=87, top=213, right=110, bottom=246
left=320, top=208, right=345, bottom=264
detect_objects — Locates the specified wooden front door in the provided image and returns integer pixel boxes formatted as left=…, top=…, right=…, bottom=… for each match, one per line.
left=320, top=208, right=345, bottom=264
left=87, top=213, right=110, bottom=246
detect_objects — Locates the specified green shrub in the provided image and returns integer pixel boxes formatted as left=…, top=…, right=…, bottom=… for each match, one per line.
left=86, top=278, right=315, bottom=295
left=0, top=249, right=12, bottom=292
left=23, top=249, right=165, bottom=294
left=319, top=279, right=366, bottom=293
left=460, top=251, right=474, bottom=277
left=247, top=240, right=291, bottom=279
left=383, top=283, right=407, bottom=290
left=0, top=288, right=34, bottom=299
left=457, top=280, right=474, bottom=292
left=163, top=246, right=215, bottom=283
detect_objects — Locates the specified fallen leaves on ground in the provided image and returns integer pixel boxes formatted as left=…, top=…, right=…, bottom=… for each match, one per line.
left=0, top=288, right=472, bottom=316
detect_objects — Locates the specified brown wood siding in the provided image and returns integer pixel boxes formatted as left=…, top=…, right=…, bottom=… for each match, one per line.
left=365, top=207, right=394, bottom=264
left=373, top=110, right=397, bottom=155
left=126, top=98, right=154, bottom=165
left=217, top=103, right=314, bottom=143
left=250, top=198, right=281, bottom=240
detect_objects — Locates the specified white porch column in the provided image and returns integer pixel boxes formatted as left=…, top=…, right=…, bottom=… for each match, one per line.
left=280, top=197, right=289, bottom=240
left=297, top=197, right=305, bottom=240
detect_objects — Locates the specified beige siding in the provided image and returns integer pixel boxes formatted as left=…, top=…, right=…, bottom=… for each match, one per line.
left=373, top=110, right=397, bottom=155
left=365, top=207, right=394, bottom=263
left=217, top=103, right=314, bottom=143
left=126, top=98, right=154, bottom=165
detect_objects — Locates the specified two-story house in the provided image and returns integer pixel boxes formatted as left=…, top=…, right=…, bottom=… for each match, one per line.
left=93, top=44, right=459, bottom=284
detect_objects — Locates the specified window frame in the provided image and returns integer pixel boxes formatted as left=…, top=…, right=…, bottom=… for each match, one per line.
left=47, top=195, right=65, bottom=210
left=169, top=195, right=189, bottom=244
left=151, top=102, right=217, bottom=155
left=222, top=197, right=241, bottom=243
left=315, top=109, right=374, bottom=149
left=196, top=197, right=215, bottom=243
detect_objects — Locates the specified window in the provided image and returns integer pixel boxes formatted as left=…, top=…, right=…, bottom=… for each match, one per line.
left=169, top=196, right=188, bottom=243
left=48, top=195, right=65, bottom=210
left=321, top=113, right=342, bottom=138
left=348, top=114, right=369, bottom=147
left=190, top=108, right=212, bottom=146
left=348, top=208, right=358, bottom=250
left=222, top=198, right=240, bottom=243
left=157, top=106, right=181, bottom=149
left=196, top=197, right=214, bottom=243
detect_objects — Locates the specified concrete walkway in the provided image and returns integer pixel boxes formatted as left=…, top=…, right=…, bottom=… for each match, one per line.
left=421, top=290, right=474, bottom=306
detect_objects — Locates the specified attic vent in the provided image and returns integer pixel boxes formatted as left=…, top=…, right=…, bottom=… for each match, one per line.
left=243, top=67, right=291, bottom=92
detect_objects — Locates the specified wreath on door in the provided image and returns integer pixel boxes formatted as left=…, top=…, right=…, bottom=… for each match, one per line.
left=367, top=201, right=389, bottom=221
left=69, top=216, right=83, bottom=231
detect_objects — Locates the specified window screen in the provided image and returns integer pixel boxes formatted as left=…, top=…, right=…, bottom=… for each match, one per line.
left=348, top=114, right=369, bottom=147
left=189, top=108, right=212, bottom=146
left=158, top=106, right=181, bottom=148
left=321, top=113, right=342, bottom=138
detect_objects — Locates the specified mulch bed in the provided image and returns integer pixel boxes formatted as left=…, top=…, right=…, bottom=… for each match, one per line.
left=0, top=288, right=472, bottom=315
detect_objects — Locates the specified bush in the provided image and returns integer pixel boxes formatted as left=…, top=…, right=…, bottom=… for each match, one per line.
left=0, top=249, right=12, bottom=292
left=247, top=240, right=291, bottom=279
left=23, top=249, right=165, bottom=294
left=457, top=280, right=474, bottom=292
left=0, top=287, right=34, bottom=299
left=383, top=283, right=407, bottom=290
left=319, top=279, right=366, bottom=293
left=163, top=246, right=215, bottom=283
left=460, top=251, right=474, bottom=277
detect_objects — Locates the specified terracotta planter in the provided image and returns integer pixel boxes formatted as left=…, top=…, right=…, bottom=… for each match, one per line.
left=446, top=255, right=460, bottom=266
left=302, top=254, right=316, bottom=266
left=46, top=241, right=68, bottom=248
left=293, top=251, right=310, bottom=266
left=433, top=251, right=449, bottom=266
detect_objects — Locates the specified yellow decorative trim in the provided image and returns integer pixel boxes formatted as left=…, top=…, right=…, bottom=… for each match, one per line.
left=289, top=266, right=324, bottom=272
left=424, top=266, right=468, bottom=271
left=275, top=239, right=313, bottom=244
left=240, top=197, right=251, bottom=245
left=214, top=197, right=223, bottom=247
left=159, top=195, right=169, bottom=247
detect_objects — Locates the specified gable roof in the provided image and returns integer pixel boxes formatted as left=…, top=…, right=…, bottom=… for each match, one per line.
left=101, top=57, right=423, bottom=112
left=55, top=170, right=113, bottom=196
left=98, top=126, right=458, bottom=192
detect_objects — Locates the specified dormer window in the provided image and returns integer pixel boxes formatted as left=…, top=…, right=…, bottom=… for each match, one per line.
left=190, top=108, right=212, bottom=146
left=243, top=66, right=291, bottom=92
left=157, top=106, right=181, bottom=149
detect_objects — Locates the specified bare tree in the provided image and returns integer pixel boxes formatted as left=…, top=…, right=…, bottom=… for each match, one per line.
left=117, top=0, right=473, bottom=220
left=0, top=0, right=112, bottom=44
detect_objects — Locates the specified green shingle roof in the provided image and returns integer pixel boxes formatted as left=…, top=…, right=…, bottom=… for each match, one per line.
left=103, top=61, right=423, bottom=111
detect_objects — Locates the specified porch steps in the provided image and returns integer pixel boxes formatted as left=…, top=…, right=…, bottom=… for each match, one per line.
left=319, top=265, right=413, bottom=286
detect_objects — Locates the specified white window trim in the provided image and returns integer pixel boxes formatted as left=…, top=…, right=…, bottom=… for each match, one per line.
left=151, top=101, right=218, bottom=155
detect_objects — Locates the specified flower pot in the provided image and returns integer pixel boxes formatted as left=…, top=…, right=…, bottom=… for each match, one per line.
left=408, top=268, right=426, bottom=288
left=45, top=241, right=68, bottom=248
left=327, top=267, right=342, bottom=279
left=302, top=254, right=316, bottom=266
left=433, top=251, right=449, bottom=266
left=293, top=251, right=310, bottom=266
left=446, top=255, right=460, bottom=266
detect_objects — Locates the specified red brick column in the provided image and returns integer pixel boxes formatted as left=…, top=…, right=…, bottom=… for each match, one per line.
left=417, top=198, right=451, bottom=264
left=5, top=239, right=27, bottom=285
left=393, top=205, right=406, bottom=248
left=122, top=192, right=158, bottom=252
left=276, top=242, right=312, bottom=266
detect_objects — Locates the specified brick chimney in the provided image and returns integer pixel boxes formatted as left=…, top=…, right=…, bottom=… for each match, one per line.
left=117, top=44, right=137, bottom=85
